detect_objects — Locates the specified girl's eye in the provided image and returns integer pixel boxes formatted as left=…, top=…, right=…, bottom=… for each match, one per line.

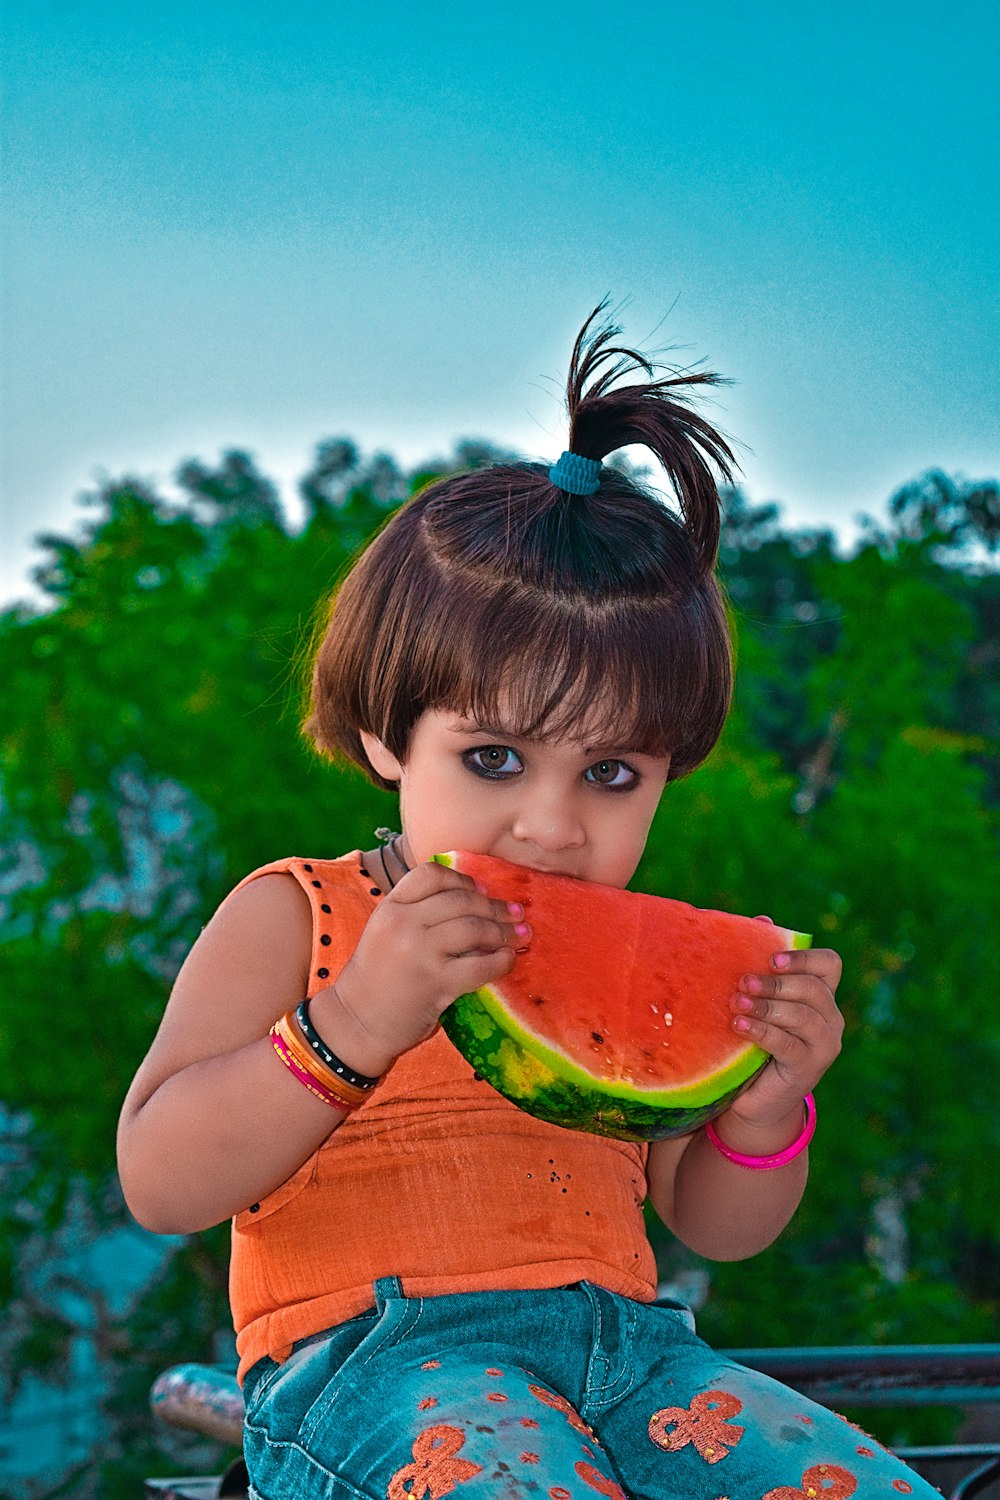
left=586, top=759, right=637, bottom=789
left=463, top=747, right=638, bottom=789
left=465, top=746, right=523, bottom=778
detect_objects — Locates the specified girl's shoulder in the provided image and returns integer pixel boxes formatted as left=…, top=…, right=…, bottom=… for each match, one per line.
left=212, top=852, right=377, bottom=998
left=221, top=851, right=366, bottom=907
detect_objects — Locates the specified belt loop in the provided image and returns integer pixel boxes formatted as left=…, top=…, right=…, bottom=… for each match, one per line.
left=373, top=1275, right=405, bottom=1310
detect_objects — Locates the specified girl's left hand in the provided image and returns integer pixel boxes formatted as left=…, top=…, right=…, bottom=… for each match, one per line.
left=725, top=919, right=844, bottom=1128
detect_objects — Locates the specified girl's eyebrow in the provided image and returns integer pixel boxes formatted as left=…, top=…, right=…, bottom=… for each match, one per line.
left=448, top=721, right=646, bottom=759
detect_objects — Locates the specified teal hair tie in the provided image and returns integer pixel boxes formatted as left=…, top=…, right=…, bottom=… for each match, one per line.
left=548, top=450, right=602, bottom=496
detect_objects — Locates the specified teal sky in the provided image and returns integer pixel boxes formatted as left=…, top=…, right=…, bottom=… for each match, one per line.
left=3, top=0, right=997, bottom=607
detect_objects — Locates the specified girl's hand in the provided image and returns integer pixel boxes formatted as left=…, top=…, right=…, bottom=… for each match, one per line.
left=724, top=916, right=844, bottom=1129
left=313, top=861, right=529, bottom=1078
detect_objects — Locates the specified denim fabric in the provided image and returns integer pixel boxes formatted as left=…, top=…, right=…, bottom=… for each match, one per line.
left=242, top=1278, right=938, bottom=1500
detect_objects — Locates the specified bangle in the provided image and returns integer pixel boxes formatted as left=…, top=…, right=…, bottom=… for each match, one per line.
left=705, top=1094, right=816, bottom=1170
left=296, top=999, right=382, bottom=1091
left=269, top=1028, right=353, bottom=1112
left=270, top=1012, right=370, bottom=1112
left=273, top=1011, right=369, bottom=1109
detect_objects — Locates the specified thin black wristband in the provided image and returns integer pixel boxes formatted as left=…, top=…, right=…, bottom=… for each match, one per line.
left=295, top=1000, right=382, bottom=1090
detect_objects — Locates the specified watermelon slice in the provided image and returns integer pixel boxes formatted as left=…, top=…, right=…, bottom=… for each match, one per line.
left=433, top=851, right=811, bottom=1142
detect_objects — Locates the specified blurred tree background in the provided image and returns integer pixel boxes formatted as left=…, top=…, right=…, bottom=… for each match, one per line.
left=0, top=445, right=997, bottom=1496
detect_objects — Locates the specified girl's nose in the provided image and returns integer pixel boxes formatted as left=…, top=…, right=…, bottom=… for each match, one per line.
left=510, top=795, right=585, bottom=853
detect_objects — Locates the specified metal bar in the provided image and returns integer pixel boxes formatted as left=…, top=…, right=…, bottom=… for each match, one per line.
left=893, top=1446, right=1000, bottom=1460
left=150, top=1363, right=244, bottom=1446
left=950, top=1457, right=1000, bottom=1500
left=722, top=1345, right=1000, bottom=1407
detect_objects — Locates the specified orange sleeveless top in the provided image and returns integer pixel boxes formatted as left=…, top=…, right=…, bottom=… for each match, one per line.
left=223, top=852, right=657, bottom=1385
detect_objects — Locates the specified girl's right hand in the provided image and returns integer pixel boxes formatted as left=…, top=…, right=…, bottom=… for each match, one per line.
left=312, top=860, right=530, bottom=1078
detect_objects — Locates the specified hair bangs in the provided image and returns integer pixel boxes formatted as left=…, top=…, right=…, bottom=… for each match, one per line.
left=401, top=577, right=729, bottom=777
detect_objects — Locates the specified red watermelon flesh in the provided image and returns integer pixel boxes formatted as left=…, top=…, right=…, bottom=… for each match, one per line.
left=433, top=850, right=811, bottom=1142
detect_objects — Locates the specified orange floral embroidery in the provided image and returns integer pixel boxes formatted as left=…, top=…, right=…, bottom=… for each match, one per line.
left=648, top=1390, right=745, bottom=1465
left=528, top=1383, right=593, bottom=1436
left=487, top=1392, right=508, bottom=1403
left=549, top=1490, right=571, bottom=1500
left=856, top=1447, right=874, bottom=1458
left=575, top=1460, right=626, bottom=1499
left=521, top=1452, right=540, bottom=1464
left=422, top=1361, right=441, bottom=1370
left=485, top=1367, right=504, bottom=1376
left=762, top=1462, right=858, bottom=1500
left=417, top=1397, right=438, bottom=1411
left=892, top=1484, right=913, bottom=1494
left=520, top=1417, right=540, bottom=1429
left=387, top=1425, right=483, bottom=1500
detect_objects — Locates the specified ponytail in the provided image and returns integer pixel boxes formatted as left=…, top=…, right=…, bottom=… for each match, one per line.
left=563, top=301, right=736, bottom=578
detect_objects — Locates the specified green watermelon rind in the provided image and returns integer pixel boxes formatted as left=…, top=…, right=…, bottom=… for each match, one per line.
left=433, top=852, right=812, bottom=1142
left=441, top=991, right=772, bottom=1142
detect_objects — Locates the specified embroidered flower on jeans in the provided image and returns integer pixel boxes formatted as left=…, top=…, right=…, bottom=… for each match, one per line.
left=762, top=1462, right=858, bottom=1499
left=528, top=1383, right=594, bottom=1436
left=648, top=1390, right=746, bottom=1464
left=386, top=1425, right=483, bottom=1500
left=575, top=1459, right=627, bottom=1499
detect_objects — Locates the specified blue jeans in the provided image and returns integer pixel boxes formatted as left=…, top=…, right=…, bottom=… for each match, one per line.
left=242, top=1277, right=937, bottom=1499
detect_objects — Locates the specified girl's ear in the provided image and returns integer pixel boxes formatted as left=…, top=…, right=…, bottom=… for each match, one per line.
left=360, top=730, right=405, bottom=784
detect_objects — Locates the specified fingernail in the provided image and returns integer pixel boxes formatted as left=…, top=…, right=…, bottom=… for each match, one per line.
left=734, top=1016, right=752, bottom=1032
left=773, top=952, right=790, bottom=969
left=507, top=902, right=524, bottom=918
left=743, top=975, right=761, bottom=993
left=732, top=994, right=754, bottom=1012
left=515, top=922, right=530, bottom=937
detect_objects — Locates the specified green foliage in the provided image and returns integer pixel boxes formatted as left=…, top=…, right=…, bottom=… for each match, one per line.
left=1, top=448, right=997, bottom=1485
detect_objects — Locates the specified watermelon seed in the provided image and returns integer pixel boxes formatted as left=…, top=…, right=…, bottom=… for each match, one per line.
left=664, top=1012, right=673, bottom=1025
left=591, top=1032, right=604, bottom=1045
left=651, top=1004, right=659, bottom=1014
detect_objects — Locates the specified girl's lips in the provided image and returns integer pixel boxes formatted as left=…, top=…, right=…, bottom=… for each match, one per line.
left=507, top=859, right=580, bottom=879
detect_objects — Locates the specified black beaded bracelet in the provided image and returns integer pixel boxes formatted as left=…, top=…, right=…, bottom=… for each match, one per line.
left=295, top=1000, right=382, bottom=1090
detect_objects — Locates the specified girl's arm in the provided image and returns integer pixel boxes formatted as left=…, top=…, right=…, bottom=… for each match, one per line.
left=646, top=942, right=843, bottom=1259
left=117, top=864, right=523, bottom=1235
left=646, top=1104, right=810, bottom=1260
left=117, top=873, right=359, bottom=1234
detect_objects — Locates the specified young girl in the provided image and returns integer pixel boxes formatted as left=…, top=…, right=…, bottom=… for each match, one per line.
left=118, top=307, right=937, bottom=1499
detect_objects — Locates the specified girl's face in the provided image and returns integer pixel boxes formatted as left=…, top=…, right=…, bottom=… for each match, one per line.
left=361, top=702, right=672, bottom=890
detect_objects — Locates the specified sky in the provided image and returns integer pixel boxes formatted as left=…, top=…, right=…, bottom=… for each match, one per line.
left=3, top=0, right=998, bottom=610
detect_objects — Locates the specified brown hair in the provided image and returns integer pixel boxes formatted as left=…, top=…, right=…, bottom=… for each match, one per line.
left=302, top=302, right=737, bottom=791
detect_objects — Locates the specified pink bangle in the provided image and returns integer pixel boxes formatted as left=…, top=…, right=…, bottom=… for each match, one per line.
left=705, top=1094, right=816, bottom=1170
left=270, top=1030, right=353, bottom=1112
